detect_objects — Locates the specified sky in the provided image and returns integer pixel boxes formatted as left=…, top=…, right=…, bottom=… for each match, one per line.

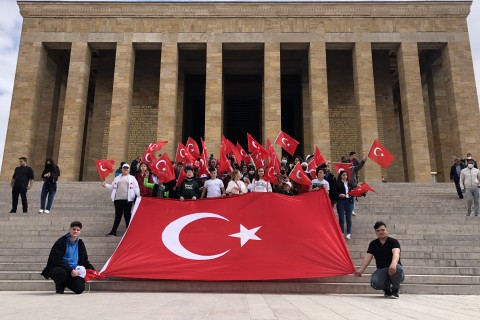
left=0, top=0, right=479, bottom=174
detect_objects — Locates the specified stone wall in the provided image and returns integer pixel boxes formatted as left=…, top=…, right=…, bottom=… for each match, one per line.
left=127, top=105, right=158, bottom=163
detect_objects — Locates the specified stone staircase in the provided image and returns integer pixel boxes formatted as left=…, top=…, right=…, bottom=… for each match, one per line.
left=0, top=181, right=479, bottom=294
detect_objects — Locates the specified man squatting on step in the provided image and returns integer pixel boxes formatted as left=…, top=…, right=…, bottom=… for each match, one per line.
left=354, top=221, right=405, bottom=299
left=41, top=221, right=94, bottom=294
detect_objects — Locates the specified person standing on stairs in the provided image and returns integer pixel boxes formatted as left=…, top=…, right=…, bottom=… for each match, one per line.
left=10, top=157, right=34, bottom=213
left=102, top=163, right=141, bottom=237
left=460, top=157, right=480, bottom=216
left=38, top=158, right=60, bottom=213
left=354, top=221, right=404, bottom=299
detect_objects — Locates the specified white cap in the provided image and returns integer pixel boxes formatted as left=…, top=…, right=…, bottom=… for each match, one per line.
left=285, top=181, right=292, bottom=187
left=122, top=163, right=130, bottom=168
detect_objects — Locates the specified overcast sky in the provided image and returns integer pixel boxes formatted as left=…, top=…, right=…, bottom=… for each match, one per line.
left=0, top=0, right=479, bottom=173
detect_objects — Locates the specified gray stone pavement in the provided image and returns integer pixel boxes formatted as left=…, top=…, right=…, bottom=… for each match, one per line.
left=2, top=292, right=480, bottom=320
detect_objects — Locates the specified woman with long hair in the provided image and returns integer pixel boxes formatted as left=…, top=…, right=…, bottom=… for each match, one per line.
left=247, top=167, right=272, bottom=192
left=38, top=158, right=60, bottom=213
left=135, top=162, right=152, bottom=197
left=332, top=170, right=354, bottom=239
left=226, top=169, right=248, bottom=195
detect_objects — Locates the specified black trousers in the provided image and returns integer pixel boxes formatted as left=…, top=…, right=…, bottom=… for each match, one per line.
left=50, top=266, right=85, bottom=294
left=12, top=186, right=28, bottom=212
left=454, top=179, right=464, bottom=198
left=110, top=200, right=133, bottom=235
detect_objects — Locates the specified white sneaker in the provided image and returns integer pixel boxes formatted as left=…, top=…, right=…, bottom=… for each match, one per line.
left=38, top=209, right=44, bottom=213
left=352, top=211, right=356, bottom=216
left=44, top=210, right=50, bottom=214
left=346, top=234, right=351, bottom=240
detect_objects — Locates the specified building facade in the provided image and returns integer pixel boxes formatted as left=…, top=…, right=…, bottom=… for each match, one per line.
left=1, top=1, right=479, bottom=182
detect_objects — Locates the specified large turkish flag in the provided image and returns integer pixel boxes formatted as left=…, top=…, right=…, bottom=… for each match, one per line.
left=99, top=191, right=354, bottom=280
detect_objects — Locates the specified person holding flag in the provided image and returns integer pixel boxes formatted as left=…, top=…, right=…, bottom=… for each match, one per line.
left=332, top=169, right=354, bottom=239
left=102, top=163, right=140, bottom=237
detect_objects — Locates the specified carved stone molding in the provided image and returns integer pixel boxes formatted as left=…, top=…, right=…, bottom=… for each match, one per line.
left=18, top=1, right=472, bottom=19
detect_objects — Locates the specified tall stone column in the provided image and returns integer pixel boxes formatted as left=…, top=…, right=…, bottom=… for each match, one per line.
left=441, top=42, right=480, bottom=157
left=205, top=42, right=223, bottom=157
left=264, top=42, right=281, bottom=154
left=397, top=42, right=431, bottom=182
left=308, top=42, right=330, bottom=161
left=353, top=42, right=381, bottom=181
left=57, top=42, right=92, bottom=181
left=1, top=42, right=47, bottom=180
left=106, top=42, right=135, bottom=172
left=157, top=42, right=179, bottom=157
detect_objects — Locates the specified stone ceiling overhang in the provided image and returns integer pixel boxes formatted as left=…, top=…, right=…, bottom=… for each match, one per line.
left=17, top=1, right=472, bottom=19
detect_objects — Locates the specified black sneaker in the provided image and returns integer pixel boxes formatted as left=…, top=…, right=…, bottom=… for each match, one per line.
left=383, top=288, right=392, bottom=298
left=9, top=210, right=16, bottom=213
left=390, top=288, right=399, bottom=299
left=106, top=233, right=116, bottom=237
left=55, top=285, right=65, bottom=294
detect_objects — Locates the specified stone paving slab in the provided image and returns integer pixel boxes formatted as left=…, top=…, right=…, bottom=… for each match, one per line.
left=1, top=292, right=480, bottom=320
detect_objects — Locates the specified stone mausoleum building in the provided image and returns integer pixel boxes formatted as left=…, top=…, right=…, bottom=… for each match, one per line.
left=1, top=0, right=479, bottom=182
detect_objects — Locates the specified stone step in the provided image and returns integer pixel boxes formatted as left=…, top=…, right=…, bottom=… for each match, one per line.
left=1, top=280, right=479, bottom=295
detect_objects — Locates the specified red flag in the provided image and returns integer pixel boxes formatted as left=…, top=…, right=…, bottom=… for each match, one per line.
left=176, top=142, right=195, bottom=164
left=141, top=150, right=157, bottom=167
left=98, top=192, right=354, bottom=280
left=264, top=166, right=278, bottom=185
left=308, top=160, right=318, bottom=179
left=274, top=131, right=299, bottom=156
left=236, top=142, right=251, bottom=164
left=152, top=153, right=176, bottom=183
left=198, top=138, right=209, bottom=175
left=289, top=162, right=312, bottom=186
left=95, top=159, right=115, bottom=180
left=349, top=182, right=376, bottom=197
left=84, top=269, right=100, bottom=282
left=247, top=133, right=269, bottom=158
left=186, top=137, right=200, bottom=159
left=251, top=150, right=264, bottom=169
left=176, top=168, right=187, bottom=188
left=218, top=151, right=233, bottom=174
left=146, top=141, right=168, bottom=153
left=267, top=140, right=280, bottom=175
left=368, top=139, right=395, bottom=169
left=224, top=137, right=242, bottom=165
left=314, top=146, right=326, bottom=166
left=332, top=163, right=351, bottom=177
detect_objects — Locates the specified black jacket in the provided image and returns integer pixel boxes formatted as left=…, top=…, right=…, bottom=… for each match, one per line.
left=41, top=235, right=94, bottom=279
left=450, top=163, right=466, bottom=181
left=332, top=180, right=354, bottom=201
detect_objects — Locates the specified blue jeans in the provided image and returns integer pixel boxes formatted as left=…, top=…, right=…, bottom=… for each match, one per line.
left=40, top=182, right=57, bottom=210
left=336, top=198, right=352, bottom=235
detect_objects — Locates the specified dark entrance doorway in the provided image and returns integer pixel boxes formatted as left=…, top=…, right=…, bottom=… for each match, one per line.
left=223, top=45, right=263, bottom=148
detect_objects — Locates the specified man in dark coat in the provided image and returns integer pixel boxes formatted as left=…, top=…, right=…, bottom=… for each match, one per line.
left=10, top=157, right=34, bottom=213
left=450, top=157, right=466, bottom=199
left=41, top=221, right=95, bottom=294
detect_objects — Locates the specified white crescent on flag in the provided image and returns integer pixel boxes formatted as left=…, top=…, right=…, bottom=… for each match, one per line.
left=252, top=141, right=258, bottom=149
left=145, top=153, right=151, bottom=163
left=156, top=160, right=167, bottom=171
left=161, top=212, right=262, bottom=260
left=162, top=213, right=230, bottom=261
left=373, top=147, right=384, bottom=157
left=99, top=164, right=107, bottom=172
left=296, top=171, right=302, bottom=179
left=281, top=137, right=290, bottom=147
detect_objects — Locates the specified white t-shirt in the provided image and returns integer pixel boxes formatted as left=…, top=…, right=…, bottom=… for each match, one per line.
left=204, top=178, right=225, bottom=198
left=311, top=178, right=330, bottom=191
left=247, top=179, right=272, bottom=192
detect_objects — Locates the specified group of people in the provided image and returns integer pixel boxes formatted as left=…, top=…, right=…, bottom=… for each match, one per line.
left=104, top=151, right=368, bottom=240
left=9, top=157, right=60, bottom=214
left=9, top=155, right=403, bottom=297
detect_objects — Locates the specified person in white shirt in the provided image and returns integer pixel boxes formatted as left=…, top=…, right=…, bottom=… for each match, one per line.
left=247, top=167, right=272, bottom=192
left=310, top=167, right=330, bottom=193
left=201, top=168, right=226, bottom=198
left=102, top=163, right=140, bottom=237
left=226, top=169, right=248, bottom=195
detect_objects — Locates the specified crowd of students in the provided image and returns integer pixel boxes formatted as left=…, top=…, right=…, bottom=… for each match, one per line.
left=112, top=151, right=367, bottom=239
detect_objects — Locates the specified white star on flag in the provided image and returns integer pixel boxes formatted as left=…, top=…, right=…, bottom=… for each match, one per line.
left=229, top=224, right=262, bottom=247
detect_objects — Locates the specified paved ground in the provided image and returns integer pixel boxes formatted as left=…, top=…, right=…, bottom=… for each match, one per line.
left=2, top=291, right=480, bottom=320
